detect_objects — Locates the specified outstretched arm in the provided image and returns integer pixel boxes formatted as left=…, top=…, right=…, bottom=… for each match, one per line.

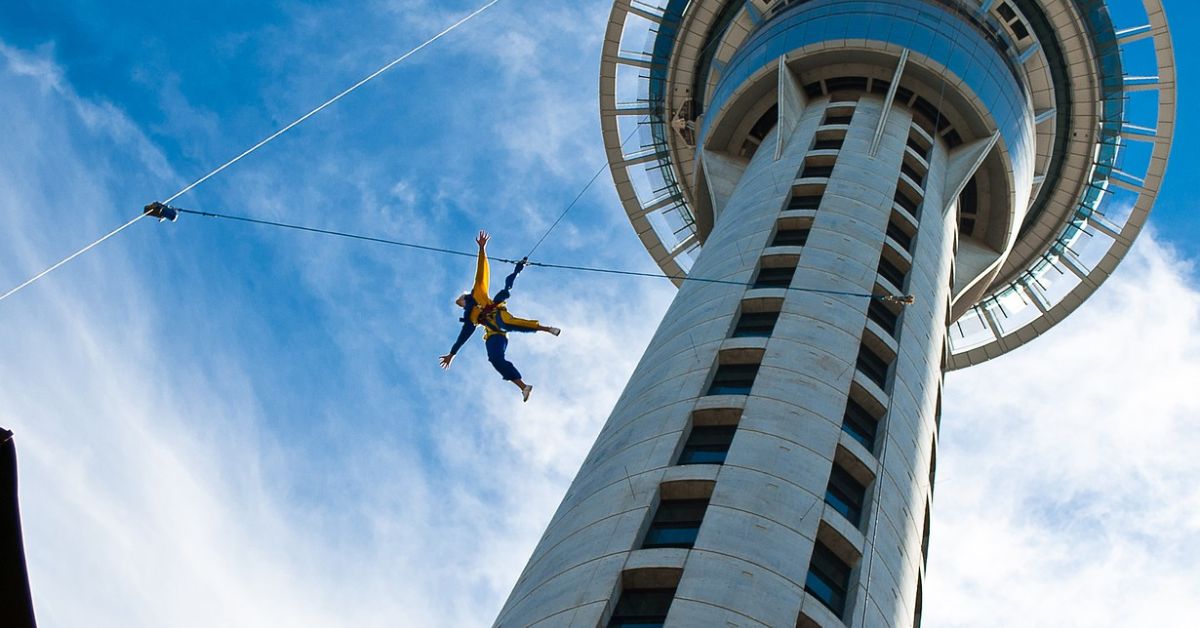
left=471, top=230, right=491, bottom=304
left=440, top=322, right=476, bottom=369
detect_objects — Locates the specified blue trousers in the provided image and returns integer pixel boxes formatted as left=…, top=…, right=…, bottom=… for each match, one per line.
left=486, top=334, right=522, bottom=381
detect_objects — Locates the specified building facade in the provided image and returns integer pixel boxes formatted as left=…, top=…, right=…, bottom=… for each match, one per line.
left=496, top=1, right=1174, bottom=626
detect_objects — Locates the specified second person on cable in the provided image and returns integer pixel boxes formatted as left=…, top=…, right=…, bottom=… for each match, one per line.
left=439, top=231, right=560, bottom=402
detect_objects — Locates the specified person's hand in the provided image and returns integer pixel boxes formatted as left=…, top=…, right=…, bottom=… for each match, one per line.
left=439, top=354, right=455, bottom=369
left=476, top=230, right=490, bottom=249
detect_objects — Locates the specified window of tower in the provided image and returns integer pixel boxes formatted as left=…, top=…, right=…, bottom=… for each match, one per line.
left=935, top=385, right=943, bottom=431
left=959, top=176, right=979, bottom=237
left=1010, top=19, right=1030, bottom=40
left=929, top=439, right=938, bottom=494
left=868, top=298, right=901, bottom=337
left=733, top=310, right=780, bottom=338
left=707, top=363, right=760, bottom=396
left=921, top=501, right=932, bottom=567
left=805, top=540, right=853, bottom=618
left=642, top=497, right=710, bottom=549
left=803, top=81, right=824, bottom=98
left=753, top=257, right=797, bottom=289
left=812, top=136, right=844, bottom=151
left=886, top=213, right=915, bottom=254
left=906, top=130, right=932, bottom=161
left=901, top=151, right=928, bottom=188
left=733, top=297, right=783, bottom=337
left=787, top=184, right=826, bottom=210
left=914, top=578, right=924, bottom=628
left=771, top=215, right=813, bottom=248
left=678, top=407, right=741, bottom=465
left=842, top=391, right=883, bottom=454
left=771, top=227, right=810, bottom=248
left=748, top=103, right=779, bottom=142
left=856, top=342, right=892, bottom=390
left=800, top=154, right=836, bottom=179
left=825, top=460, right=869, bottom=527
left=608, top=587, right=676, bottom=628
left=877, top=254, right=909, bottom=291
left=822, top=105, right=855, bottom=126
left=942, top=129, right=963, bottom=148
left=911, top=95, right=950, bottom=137
left=823, top=76, right=868, bottom=100
left=738, top=104, right=779, bottom=159
left=678, top=425, right=737, bottom=465
left=893, top=189, right=921, bottom=219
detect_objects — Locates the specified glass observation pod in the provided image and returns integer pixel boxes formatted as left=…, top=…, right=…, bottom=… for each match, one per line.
left=599, top=0, right=1176, bottom=369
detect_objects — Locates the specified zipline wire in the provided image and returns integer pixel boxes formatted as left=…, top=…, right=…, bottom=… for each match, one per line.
left=0, top=213, right=148, bottom=303
left=163, top=0, right=506, bottom=206
left=174, top=207, right=913, bottom=303
left=0, top=0, right=506, bottom=305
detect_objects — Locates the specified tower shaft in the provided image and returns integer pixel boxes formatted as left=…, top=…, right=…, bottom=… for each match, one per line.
left=498, top=93, right=953, bottom=626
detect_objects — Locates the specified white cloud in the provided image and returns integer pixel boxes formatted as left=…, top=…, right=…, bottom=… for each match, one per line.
left=927, top=235, right=1200, bottom=627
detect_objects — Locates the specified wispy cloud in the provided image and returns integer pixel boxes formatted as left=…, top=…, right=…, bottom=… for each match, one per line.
left=928, top=235, right=1200, bottom=626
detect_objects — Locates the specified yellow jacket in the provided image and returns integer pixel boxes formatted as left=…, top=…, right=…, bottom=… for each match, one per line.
left=448, top=249, right=540, bottom=354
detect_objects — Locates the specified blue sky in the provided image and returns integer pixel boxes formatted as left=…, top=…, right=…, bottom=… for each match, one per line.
left=0, top=1, right=1197, bottom=626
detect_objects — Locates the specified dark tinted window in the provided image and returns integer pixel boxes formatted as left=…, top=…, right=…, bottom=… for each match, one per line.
left=642, top=499, right=709, bottom=549
left=825, top=465, right=868, bottom=527
left=754, top=266, right=794, bottom=289
left=914, top=579, right=924, bottom=628
left=609, top=588, right=675, bottom=628
left=900, top=161, right=925, bottom=186
left=886, top=219, right=913, bottom=252
left=813, top=138, right=844, bottom=151
left=912, top=96, right=949, bottom=132
left=868, top=299, right=899, bottom=336
left=732, top=311, right=779, bottom=338
left=856, top=344, right=891, bottom=389
left=1011, top=20, right=1030, bottom=40
left=788, top=194, right=823, bottom=210
left=842, top=398, right=880, bottom=452
left=678, top=426, right=737, bottom=465
left=878, top=256, right=908, bottom=289
left=921, top=503, right=931, bottom=567
left=772, top=227, right=810, bottom=247
left=825, top=76, right=868, bottom=93
left=805, top=542, right=851, bottom=618
left=748, top=104, right=779, bottom=141
left=801, top=164, right=834, bottom=179
left=708, top=364, right=758, bottom=395
left=906, top=135, right=929, bottom=159
left=894, top=191, right=920, bottom=216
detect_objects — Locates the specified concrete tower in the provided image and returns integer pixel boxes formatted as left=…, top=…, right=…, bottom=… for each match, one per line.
left=497, top=1, right=1175, bottom=626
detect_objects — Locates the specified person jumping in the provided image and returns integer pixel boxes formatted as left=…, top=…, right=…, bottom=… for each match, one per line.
left=439, top=231, right=560, bottom=401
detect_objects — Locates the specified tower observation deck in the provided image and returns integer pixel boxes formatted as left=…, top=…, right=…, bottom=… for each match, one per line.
left=496, top=1, right=1175, bottom=626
